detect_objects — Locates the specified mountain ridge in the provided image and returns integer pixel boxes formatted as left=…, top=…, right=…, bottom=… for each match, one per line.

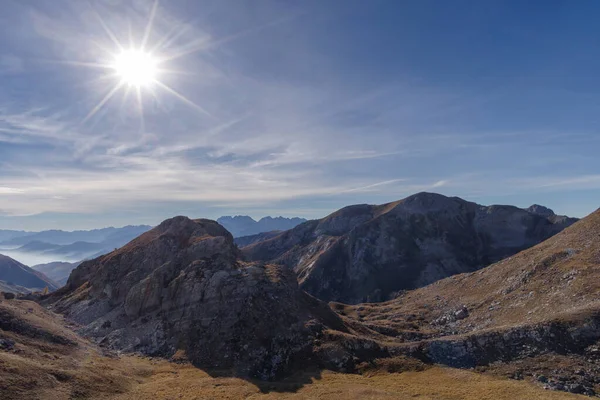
left=242, top=192, right=578, bottom=304
left=28, top=206, right=600, bottom=397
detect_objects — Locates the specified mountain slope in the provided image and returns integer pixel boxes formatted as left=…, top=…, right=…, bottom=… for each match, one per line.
left=234, top=231, right=282, bottom=248
left=355, top=207, right=600, bottom=332
left=242, top=192, right=577, bottom=304
left=32, top=261, right=80, bottom=286
left=217, top=215, right=307, bottom=237
left=331, top=208, right=600, bottom=395
left=0, top=300, right=580, bottom=400
left=48, top=217, right=376, bottom=379
left=0, top=254, right=59, bottom=292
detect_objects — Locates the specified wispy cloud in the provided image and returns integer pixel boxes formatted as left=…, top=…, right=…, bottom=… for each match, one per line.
left=0, top=0, right=598, bottom=228
left=0, top=108, right=78, bottom=144
left=0, top=187, right=24, bottom=195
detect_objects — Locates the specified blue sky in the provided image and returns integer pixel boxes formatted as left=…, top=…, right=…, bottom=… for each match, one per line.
left=0, top=0, right=599, bottom=230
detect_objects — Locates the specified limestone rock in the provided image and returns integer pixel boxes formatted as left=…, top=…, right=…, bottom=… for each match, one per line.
left=48, top=217, right=356, bottom=379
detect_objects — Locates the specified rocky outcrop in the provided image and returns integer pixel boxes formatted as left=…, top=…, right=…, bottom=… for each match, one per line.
left=242, top=193, right=578, bottom=304
left=527, top=204, right=557, bottom=218
left=410, top=310, right=600, bottom=369
left=48, top=217, right=367, bottom=379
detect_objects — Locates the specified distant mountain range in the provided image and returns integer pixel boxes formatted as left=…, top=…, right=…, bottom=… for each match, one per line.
left=0, top=225, right=152, bottom=247
left=216, top=215, right=307, bottom=237
left=0, top=219, right=310, bottom=292
left=0, top=225, right=152, bottom=290
left=0, top=225, right=152, bottom=266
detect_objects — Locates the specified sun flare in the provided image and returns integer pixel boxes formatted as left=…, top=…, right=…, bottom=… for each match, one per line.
left=113, top=50, right=158, bottom=87
left=67, top=1, right=213, bottom=124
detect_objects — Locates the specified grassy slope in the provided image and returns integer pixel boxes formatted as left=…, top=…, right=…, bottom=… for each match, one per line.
left=0, top=299, right=584, bottom=400
left=347, top=209, right=600, bottom=335
left=113, top=360, right=584, bottom=400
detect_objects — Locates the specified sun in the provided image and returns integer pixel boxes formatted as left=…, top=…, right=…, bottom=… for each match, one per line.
left=68, top=1, right=212, bottom=124
left=112, top=50, right=158, bottom=88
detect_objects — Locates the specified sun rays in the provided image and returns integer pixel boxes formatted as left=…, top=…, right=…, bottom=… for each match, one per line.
left=71, top=1, right=211, bottom=126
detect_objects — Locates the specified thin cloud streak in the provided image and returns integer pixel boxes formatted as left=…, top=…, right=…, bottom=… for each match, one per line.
left=0, top=0, right=598, bottom=228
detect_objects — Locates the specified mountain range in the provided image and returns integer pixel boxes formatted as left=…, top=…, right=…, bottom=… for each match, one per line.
left=27, top=199, right=595, bottom=398
left=1, top=192, right=598, bottom=398
left=0, top=225, right=152, bottom=262
left=242, top=192, right=578, bottom=303
left=0, top=226, right=151, bottom=247
left=217, top=215, right=307, bottom=237
left=0, top=225, right=152, bottom=291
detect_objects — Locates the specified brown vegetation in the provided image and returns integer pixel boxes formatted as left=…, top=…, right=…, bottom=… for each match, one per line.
left=0, top=298, right=587, bottom=399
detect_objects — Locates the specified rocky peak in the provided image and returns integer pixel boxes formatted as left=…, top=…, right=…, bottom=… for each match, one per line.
left=66, top=217, right=239, bottom=300
left=315, top=204, right=374, bottom=236
left=385, top=192, right=476, bottom=216
left=50, top=216, right=362, bottom=379
left=527, top=204, right=556, bottom=217
left=142, top=216, right=234, bottom=247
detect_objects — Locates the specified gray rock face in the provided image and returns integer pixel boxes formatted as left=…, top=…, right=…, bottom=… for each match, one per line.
left=412, top=310, right=600, bottom=372
left=234, top=231, right=283, bottom=248
left=526, top=204, right=555, bottom=217
left=242, top=193, right=578, bottom=304
left=50, top=217, right=352, bottom=379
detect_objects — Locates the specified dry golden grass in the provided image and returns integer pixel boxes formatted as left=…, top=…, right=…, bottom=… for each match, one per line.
left=111, top=358, right=585, bottom=400
left=0, top=299, right=588, bottom=400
